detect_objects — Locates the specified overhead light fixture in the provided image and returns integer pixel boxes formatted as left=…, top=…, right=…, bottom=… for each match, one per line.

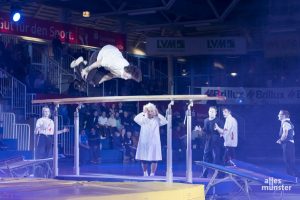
left=213, top=61, right=224, bottom=69
left=230, top=72, right=238, bottom=77
left=177, top=58, right=186, bottom=62
left=181, top=69, right=188, bottom=76
left=19, top=36, right=47, bottom=43
left=132, top=48, right=146, bottom=56
left=128, top=10, right=156, bottom=16
left=11, top=5, right=22, bottom=22
left=82, top=11, right=90, bottom=18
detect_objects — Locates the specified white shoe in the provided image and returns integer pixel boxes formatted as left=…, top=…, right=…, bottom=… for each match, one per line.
left=150, top=173, right=155, bottom=176
left=143, top=171, right=149, bottom=177
left=70, top=56, right=84, bottom=68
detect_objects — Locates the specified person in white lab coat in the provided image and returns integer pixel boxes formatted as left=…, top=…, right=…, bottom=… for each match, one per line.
left=134, top=103, right=168, bottom=176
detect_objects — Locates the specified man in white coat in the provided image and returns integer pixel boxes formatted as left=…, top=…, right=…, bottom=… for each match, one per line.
left=214, top=107, right=238, bottom=165
left=134, top=103, right=168, bottom=176
left=35, top=107, right=68, bottom=159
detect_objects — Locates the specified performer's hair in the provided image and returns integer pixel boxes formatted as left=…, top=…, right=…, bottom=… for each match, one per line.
left=143, top=103, right=157, bottom=112
left=42, top=106, right=50, bottom=111
left=280, top=110, right=290, bottom=118
left=124, top=65, right=142, bottom=82
left=222, top=107, right=231, bottom=113
left=209, top=106, right=217, bottom=111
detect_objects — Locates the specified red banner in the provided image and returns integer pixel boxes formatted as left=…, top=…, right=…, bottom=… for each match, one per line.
left=0, top=13, right=126, bottom=50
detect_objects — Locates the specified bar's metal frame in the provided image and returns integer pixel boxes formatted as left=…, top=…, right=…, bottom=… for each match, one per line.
left=33, top=95, right=225, bottom=182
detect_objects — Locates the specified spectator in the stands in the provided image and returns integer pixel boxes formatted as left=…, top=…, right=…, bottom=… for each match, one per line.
left=108, top=112, right=117, bottom=136
left=121, top=111, right=133, bottom=132
left=79, top=129, right=91, bottom=164
left=112, top=130, right=123, bottom=150
left=52, top=33, right=63, bottom=62
left=88, top=127, right=100, bottom=164
left=33, top=72, right=46, bottom=92
left=124, top=131, right=135, bottom=162
left=85, top=110, right=99, bottom=130
left=98, top=111, right=109, bottom=137
left=115, top=112, right=122, bottom=131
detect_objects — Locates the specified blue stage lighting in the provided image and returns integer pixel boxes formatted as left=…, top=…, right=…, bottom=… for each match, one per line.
left=12, top=12, right=21, bottom=22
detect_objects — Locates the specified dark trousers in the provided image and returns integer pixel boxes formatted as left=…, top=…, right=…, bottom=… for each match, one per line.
left=36, top=134, right=53, bottom=159
left=202, top=138, right=223, bottom=177
left=224, top=146, right=236, bottom=166
left=282, top=141, right=298, bottom=176
left=90, top=144, right=100, bottom=162
left=80, top=146, right=92, bottom=164
left=75, top=62, right=108, bottom=86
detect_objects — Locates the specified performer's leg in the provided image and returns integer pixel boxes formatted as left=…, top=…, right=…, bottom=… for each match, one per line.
left=88, top=50, right=100, bottom=66
left=141, top=161, right=148, bottom=176
left=223, top=147, right=235, bottom=166
left=202, top=140, right=212, bottom=178
left=36, top=135, right=46, bottom=159
left=150, top=161, right=158, bottom=176
left=70, top=57, right=85, bottom=69
left=212, top=139, right=223, bottom=165
left=46, top=136, right=54, bottom=158
left=223, top=147, right=230, bottom=165
left=284, top=142, right=297, bottom=176
left=71, top=58, right=87, bottom=82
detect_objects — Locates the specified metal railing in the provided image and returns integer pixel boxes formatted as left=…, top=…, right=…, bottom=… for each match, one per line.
left=26, top=93, right=43, bottom=118
left=0, top=112, right=30, bottom=150
left=58, top=125, right=74, bottom=156
left=0, top=112, right=15, bottom=139
left=31, top=51, right=79, bottom=94
left=0, top=68, right=27, bottom=118
left=56, top=115, right=74, bottom=156
left=15, top=124, right=31, bottom=151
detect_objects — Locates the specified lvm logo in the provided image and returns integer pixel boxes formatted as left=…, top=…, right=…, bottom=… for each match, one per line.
left=157, top=39, right=185, bottom=49
left=207, top=39, right=235, bottom=49
left=261, top=177, right=292, bottom=191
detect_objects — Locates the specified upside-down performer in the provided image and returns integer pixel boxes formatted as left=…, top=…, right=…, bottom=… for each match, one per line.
left=134, top=103, right=168, bottom=176
left=70, top=44, right=142, bottom=86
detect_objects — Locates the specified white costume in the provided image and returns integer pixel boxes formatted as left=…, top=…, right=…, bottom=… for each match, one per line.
left=35, top=117, right=54, bottom=136
left=134, top=112, right=167, bottom=161
left=71, top=44, right=141, bottom=85
left=221, top=115, right=238, bottom=147
left=97, top=45, right=130, bottom=79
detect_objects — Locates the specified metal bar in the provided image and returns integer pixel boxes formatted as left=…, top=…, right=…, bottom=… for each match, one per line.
left=32, top=95, right=225, bottom=105
left=53, top=104, right=59, bottom=177
left=74, top=105, right=81, bottom=176
left=220, top=0, right=241, bottom=21
left=206, top=0, right=220, bottom=19
left=166, top=100, right=174, bottom=183
left=186, top=100, right=193, bottom=183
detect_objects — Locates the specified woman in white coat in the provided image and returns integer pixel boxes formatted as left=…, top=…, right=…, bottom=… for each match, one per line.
left=134, top=103, right=168, bottom=176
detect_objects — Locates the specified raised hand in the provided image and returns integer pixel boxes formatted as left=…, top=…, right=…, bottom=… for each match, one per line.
left=214, top=123, right=220, bottom=131
left=81, top=68, right=89, bottom=80
left=63, top=127, right=69, bottom=133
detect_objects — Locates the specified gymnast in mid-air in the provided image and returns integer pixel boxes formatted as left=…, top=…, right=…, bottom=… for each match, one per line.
left=70, top=44, right=142, bottom=86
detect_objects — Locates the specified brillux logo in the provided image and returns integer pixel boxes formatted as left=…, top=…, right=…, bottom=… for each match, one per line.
left=261, top=177, right=292, bottom=191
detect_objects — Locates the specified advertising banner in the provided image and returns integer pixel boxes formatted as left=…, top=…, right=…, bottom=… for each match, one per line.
left=201, top=87, right=300, bottom=104
left=0, top=12, right=126, bottom=49
left=146, top=37, right=247, bottom=55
